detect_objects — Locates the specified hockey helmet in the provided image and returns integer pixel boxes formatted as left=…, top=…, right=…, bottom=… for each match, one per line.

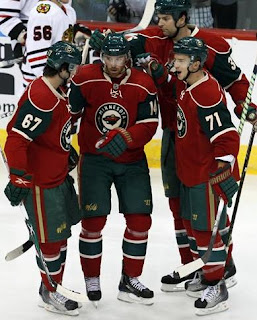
left=155, top=0, right=191, bottom=21
left=101, top=33, right=130, bottom=56
left=173, top=37, right=208, bottom=67
left=46, top=41, right=82, bottom=70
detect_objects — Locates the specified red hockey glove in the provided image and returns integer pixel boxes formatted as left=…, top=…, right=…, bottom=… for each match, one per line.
left=4, top=168, right=32, bottom=206
left=234, top=102, right=257, bottom=125
left=136, top=53, right=168, bottom=86
left=95, top=128, right=132, bottom=158
left=209, top=163, right=238, bottom=207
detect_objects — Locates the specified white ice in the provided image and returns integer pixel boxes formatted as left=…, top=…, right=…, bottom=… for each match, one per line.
left=0, top=165, right=256, bottom=320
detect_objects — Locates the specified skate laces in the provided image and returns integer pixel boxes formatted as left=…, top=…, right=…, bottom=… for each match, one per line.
left=201, top=284, right=219, bottom=302
left=85, top=277, right=100, bottom=292
left=129, top=277, right=147, bottom=291
left=50, top=291, right=69, bottom=305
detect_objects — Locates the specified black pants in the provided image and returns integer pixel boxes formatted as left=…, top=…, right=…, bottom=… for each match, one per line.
left=211, top=2, right=238, bottom=29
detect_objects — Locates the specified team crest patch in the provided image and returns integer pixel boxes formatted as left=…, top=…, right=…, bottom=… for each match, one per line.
left=177, top=105, right=187, bottom=138
left=60, top=119, right=72, bottom=151
left=95, top=103, right=129, bottom=134
left=37, top=3, right=51, bottom=14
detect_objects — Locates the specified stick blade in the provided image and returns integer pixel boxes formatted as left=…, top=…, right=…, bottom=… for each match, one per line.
left=174, top=259, right=205, bottom=279
left=56, top=284, right=88, bottom=303
left=5, top=240, right=33, bottom=261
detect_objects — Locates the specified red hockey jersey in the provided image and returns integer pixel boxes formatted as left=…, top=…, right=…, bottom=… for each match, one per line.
left=175, top=71, right=240, bottom=187
left=69, top=64, right=159, bottom=163
left=129, top=26, right=249, bottom=131
left=5, top=77, right=72, bottom=188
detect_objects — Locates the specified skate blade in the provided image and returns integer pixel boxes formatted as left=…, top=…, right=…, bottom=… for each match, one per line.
left=91, top=301, right=99, bottom=309
left=225, top=275, right=237, bottom=289
left=38, top=300, right=79, bottom=316
left=195, top=301, right=229, bottom=316
left=186, top=289, right=202, bottom=298
left=161, top=281, right=187, bottom=292
left=117, top=291, right=154, bottom=305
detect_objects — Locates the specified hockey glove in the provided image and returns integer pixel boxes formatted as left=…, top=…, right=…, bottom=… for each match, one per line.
left=4, top=168, right=32, bottom=206
left=136, top=53, right=168, bottom=86
left=234, top=102, right=257, bottom=126
left=95, top=128, right=132, bottom=158
left=73, top=23, right=92, bottom=48
left=209, top=163, right=238, bottom=207
left=89, top=29, right=106, bottom=52
left=17, top=29, right=27, bottom=46
left=68, top=145, right=79, bottom=172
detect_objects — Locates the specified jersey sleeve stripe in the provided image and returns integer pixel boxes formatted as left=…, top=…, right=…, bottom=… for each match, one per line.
left=12, top=128, right=33, bottom=142
left=136, top=118, right=158, bottom=124
left=210, top=128, right=238, bottom=143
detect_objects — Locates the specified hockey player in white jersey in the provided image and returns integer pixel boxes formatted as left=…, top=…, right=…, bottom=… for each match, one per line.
left=21, top=0, right=77, bottom=88
left=0, top=0, right=38, bottom=58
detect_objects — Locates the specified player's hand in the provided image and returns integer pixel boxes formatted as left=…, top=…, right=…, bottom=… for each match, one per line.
left=89, top=29, right=106, bottom=52
left=234, top=102, right=257, bottom=127
left=68, top=145, right=79, bottom=172
left=209, top=162, right=238, bottom=207
left=95, top=128, right=132, bottom=158
left=4, top=168, right=32, bottom=206
left=17, top=29, right=27, bottom=46
left=73, top=23, right=92, bottom=48
left=136, top=53, right=168, bottom=86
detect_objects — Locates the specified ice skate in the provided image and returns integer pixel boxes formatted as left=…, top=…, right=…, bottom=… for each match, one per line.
left=117, top=273, right=154, bottom=305
left=161, top=271, right=196, bottom=292
left=38, top=282, right=79, bottom=316
left=186, top=260, right=237, bottom=298
left=194, top=279, right=229, bottom=316
left=85, top=277, right=101, bottom=308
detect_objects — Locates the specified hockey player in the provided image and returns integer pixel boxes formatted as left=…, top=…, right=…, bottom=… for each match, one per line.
left=172, top=36, right=239, bottom=315
left=4, top=41, right=82, bottom=316
left=69, top=33, right=158, bottom=305
left=89, top=0, right=257, bottom=293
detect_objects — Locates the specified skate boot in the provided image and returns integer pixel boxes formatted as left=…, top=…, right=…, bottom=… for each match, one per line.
left=185, top=260, right=237, bottom=298
left=161, top=271, right=196, bottom=292
left=117, top=273, right=154, bottom=305
left=85, top=277, right=101, bottom=307
left=38, top=282, right=79, bottom=316
left=194, top=279, right=229, bottom=315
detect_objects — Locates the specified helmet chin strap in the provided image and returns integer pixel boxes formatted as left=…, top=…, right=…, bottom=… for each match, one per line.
left=182, top=61, right=201, bottom=82
left=170, top=19, right=187, bottom=39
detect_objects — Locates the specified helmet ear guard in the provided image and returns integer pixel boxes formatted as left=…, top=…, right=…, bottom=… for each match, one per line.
left=46, top=41, right=82, bottom=71
left=173, top=37, right=208, bottom=67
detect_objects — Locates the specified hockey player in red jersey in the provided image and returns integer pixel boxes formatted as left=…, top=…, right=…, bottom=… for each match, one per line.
left=4, top=41, right=82, bottom=316
left=172, top=36, right=239, bottom=315
left=69, top=33, right=159, bottom=305
left=89, top=0, right=257, bottom=292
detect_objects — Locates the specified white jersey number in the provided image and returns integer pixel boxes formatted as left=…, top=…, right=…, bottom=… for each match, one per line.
left=22, top=114, right=42, bottom=131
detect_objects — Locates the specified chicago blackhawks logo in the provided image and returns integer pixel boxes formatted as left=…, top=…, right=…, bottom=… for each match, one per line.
left=37, top=4, right=51, bottom=14
left=95, top=103, right=129, bottom=134
left=60, top=119, right=71, bottom=151
left=177, top=105, right=187, bottom=138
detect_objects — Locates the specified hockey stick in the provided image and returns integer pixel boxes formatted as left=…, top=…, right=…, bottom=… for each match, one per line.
left=0, top=56, right=23, bottom=68
left=5, top=239, right=33, bottom=261
left=173, top=199, right=225, bottom=279
left=0, top=146, right=87, bottom=303
left=120, top=0, right=156, bottom=34
left=174, top=56, right=257, bottom=279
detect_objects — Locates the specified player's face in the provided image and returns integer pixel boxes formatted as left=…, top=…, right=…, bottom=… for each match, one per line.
left=60, top=0, right=70, bottom=4
left=173, top=53, right=191, bottom=80
left=102, top=54, right=127, bottom=78
left=157, top=14, right=177, bottom=37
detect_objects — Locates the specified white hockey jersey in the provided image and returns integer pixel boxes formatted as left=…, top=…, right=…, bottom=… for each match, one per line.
left=21, top=1, right=76, bottom=88
left=0, top=0, right=37, bottom=39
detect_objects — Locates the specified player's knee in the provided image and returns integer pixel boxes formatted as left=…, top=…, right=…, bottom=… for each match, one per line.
left=81, top=216, right=107, bottom=237
left=40, top=240, right=66, bottom=255
left=125, top=214, right=152, bottom=234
